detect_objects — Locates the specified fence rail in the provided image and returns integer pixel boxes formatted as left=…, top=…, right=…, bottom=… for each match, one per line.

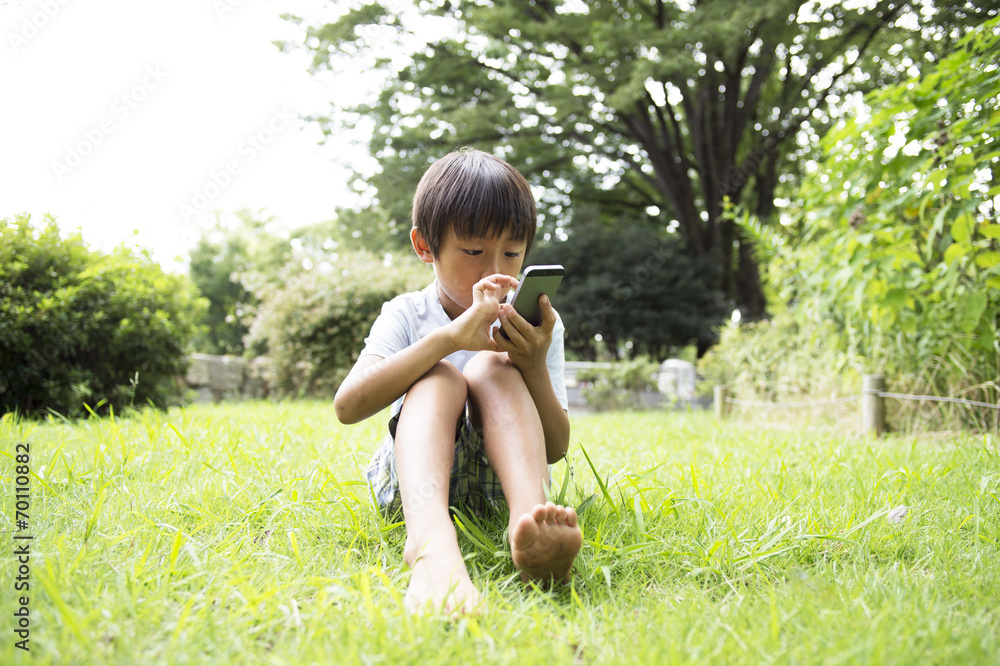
left=716, top=374, right=1000, bottom=435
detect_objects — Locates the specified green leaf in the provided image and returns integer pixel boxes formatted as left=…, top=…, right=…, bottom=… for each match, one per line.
left=955, top=152, right=977, bottom=169
left=964, top=292, right=988, bottom=332
left=975, top=251, right=1000, bottom=270
left=927, top=202, right=951, bottom=259
left=945, top=242, right=969, bottom=265
left=883, top=288, right=909, bottom=308
left=951, top=214, right=975, bottom=244
left=978, top=224, right=1000, bottom=239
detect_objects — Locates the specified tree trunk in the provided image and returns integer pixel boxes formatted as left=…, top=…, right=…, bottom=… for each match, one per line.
left=736, top=238, right=767, bottom=320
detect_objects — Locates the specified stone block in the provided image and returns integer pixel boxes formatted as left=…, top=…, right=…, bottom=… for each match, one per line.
left=208, top=355, right=246, bottom=392
left=657, top=359, right=696, bottom=400
left=186, top=353, right=213, bottom=386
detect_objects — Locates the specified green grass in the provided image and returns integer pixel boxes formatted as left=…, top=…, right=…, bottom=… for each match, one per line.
left=1, top=402, right=998, bottom=665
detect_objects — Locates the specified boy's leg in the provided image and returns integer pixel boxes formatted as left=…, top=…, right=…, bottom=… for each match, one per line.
left=463, top=351, right=582, bottom=584
left=393, top=360, right=480, bottom=615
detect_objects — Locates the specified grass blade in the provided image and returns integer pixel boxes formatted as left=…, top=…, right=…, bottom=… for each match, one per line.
left=579, top=443, right=617, bottom=514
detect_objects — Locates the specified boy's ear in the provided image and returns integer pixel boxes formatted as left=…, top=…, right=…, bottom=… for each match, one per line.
left=411, top=228, right=435, bottom=264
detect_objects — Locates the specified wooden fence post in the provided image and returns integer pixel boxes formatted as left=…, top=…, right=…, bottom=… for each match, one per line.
left=862, top=374, right=886, bottom=437
left=714, top=385, right=729, bottom=421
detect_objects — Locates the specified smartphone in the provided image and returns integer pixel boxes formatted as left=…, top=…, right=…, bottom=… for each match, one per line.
left=500, top=264, right=564, bottom=339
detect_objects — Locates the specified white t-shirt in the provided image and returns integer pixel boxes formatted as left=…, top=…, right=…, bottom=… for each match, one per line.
left=360, top=281, right=569, bottom=417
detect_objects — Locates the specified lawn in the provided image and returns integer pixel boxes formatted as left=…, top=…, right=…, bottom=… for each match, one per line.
left=1, top=402, right=998, bottom=665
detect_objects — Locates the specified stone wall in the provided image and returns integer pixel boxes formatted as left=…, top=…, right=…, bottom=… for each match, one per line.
left=183, top=355, right=703, bottom=409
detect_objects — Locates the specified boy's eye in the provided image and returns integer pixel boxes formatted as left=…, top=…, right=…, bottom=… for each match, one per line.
left=463, top=249, right=483, bottom=256
left=505, top=252, right=521, bottom=259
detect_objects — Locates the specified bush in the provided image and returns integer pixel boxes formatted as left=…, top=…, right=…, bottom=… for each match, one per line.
left=698, top=315, right=861, bottom=403
left=577, top=355, right=661, bottom=411
left=707, top=20, right=1000, bottom=431
left=0, top=214, right=206, bottom=417
left=246, top=249, right=430, bottom=398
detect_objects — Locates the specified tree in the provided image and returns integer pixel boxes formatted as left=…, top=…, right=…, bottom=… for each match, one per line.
left=531, top=209, right=730, bottom=359
left=188, top=209, right=293, bottom=355
left=284, top=0, right=993, bottom=319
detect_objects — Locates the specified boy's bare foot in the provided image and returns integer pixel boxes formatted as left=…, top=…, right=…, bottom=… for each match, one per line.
left=510, top=501, right=582, bottom=584
left=403, top=528, right=482, bottom=616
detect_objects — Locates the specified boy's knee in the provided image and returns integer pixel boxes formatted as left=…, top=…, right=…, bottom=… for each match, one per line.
left=410, top=359, right=468, bottom=400
left=464, top=351, right=521, bottom=388
left=425, top=359, right=463, bottom=380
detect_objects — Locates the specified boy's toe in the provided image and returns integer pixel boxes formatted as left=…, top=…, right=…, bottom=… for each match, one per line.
left=565, top=507, right=578, bottom=527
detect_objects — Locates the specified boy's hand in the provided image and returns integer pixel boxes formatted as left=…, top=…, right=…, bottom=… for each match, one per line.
left=493, top=293, right=556, bottom=369
left=448, top=274, right=519, bottom=352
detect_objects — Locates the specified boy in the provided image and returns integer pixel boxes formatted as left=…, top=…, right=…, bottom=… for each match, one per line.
left=334, top=149, right=582, bottom=615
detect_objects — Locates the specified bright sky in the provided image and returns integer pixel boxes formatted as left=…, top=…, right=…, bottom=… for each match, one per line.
left=1, top=0, right=375, bottom=271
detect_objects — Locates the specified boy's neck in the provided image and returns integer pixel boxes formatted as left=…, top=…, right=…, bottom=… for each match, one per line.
left=434, top=280, right=464, bottom=321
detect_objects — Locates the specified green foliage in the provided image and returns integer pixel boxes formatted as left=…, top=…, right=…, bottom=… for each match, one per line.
left=0, top=214, right=205, bottom=417
left=188, top=209, right=416, bottom=357
left=245, top=249, right=430, bottom=397
left=188, top=210, right=293, bottom=356
left=576, top=355, right=661, bottom=411
left=294, top=207, right=411, bottom=256
left=284, top=0, right=989, bottom=317
left=707, top=17, right=1000, bottom=431
left=532, top=211, right=731, bottom=360
left=699, top=316, right=862, bottom=405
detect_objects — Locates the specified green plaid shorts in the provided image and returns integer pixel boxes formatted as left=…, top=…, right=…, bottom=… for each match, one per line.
left=366, top=408, right=507, bottom=518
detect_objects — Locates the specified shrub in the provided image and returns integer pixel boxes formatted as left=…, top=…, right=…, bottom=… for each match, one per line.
left=577, top=355, right=661, bottom=411
left=697, top=315, right=861, bottom=403
left=706, top=20, right=1000, bottom=431
left=245, top=249, right=430, bottom=398
left=0, top=214, right=206, bottom=417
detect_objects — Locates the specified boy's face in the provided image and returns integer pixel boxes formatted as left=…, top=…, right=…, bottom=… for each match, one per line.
left=412, top=226, right=527, bottom=320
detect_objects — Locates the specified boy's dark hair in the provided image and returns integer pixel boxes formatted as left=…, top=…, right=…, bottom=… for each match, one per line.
left=412, top=149, right=537, bottom=257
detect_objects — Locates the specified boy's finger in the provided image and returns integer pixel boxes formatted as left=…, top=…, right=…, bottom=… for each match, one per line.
left=539, top=294, right=556, bottom=318
left=483, top=273, right=517, bottom=288
left=538, top=294, right=557, bottom=328
left=492, top=324, right=514, bottom=349
left=485, top=332, right=504, bottom=352
left=498, top=307, right=525, bottom=341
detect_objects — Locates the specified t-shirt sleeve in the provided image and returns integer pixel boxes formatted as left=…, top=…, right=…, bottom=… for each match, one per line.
left=360, top=298, right=413, bottom=360
left=547, top=312, right=569, bottom=411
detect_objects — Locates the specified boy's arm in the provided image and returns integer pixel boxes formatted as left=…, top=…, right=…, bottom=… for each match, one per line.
left=334, top=274, right=518, bottom=424
left=333, top=327, right=459, bottom=424
left=494, top=297, right=571, bottom=463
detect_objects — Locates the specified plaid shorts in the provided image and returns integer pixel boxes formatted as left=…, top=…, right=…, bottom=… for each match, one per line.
left=366, top=408, right=507, bottom=518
